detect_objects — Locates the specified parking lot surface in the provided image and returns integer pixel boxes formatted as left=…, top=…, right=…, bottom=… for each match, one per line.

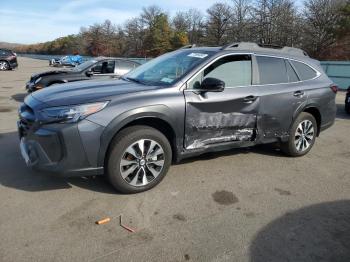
left=0, top=57, right=349, bottom=261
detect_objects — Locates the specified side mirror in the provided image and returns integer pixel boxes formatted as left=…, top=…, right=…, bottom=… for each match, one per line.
left=200, top=77, right=225, bottom=92
left=86, top=70, right=93, bottom=77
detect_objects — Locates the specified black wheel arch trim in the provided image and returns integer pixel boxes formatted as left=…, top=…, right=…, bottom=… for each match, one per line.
left=97, top=105, right=182, bottom=167
left=292, top=102, right=322, bottom=136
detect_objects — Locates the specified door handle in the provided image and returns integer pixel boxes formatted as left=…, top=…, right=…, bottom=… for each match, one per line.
left=243, top=95, right=257, bottom=103
left=293, top=91, right=305, bottom=97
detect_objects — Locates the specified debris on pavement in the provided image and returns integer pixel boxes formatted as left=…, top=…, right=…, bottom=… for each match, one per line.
left=120, top=215, right=136, bottom=233
left=95, top=217, right=111, bottom=225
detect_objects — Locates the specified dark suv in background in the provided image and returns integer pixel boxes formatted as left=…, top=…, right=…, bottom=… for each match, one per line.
left=345, top=86, right=350, bottom=114
left=26, top=57, right=140, bottom=92
left=18, top=42, right=336, bottom=193
left=0, top=49, right=18, bottom=70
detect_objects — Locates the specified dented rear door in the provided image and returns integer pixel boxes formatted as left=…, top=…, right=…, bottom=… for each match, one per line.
left=183, top=54, right=260, bottom=149
left=254, top=56, right=308, bottom=142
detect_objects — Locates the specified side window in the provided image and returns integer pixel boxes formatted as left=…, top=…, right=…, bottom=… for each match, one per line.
left=290, top=60, right=317, bottom=81
left=91, top=61, right=115, bottom=74
left=285, top=60, right=299, bottom=82
left=256, top=56, right=288, bottom=84
left=188, top=55, right=252, bottom=89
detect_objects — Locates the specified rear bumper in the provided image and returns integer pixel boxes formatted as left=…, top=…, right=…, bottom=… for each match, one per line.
left=10, top=61, right=18, bottom=69
left=9, top=58, right=18, bottom=69
left=17, top=120, right=104, bottom=177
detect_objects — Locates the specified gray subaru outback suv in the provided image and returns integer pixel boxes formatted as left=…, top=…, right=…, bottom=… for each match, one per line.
left=18, top=42, right=337, bottom=193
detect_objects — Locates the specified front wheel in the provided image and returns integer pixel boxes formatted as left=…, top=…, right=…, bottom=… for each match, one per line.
left=281, top=112, right=317, bottom=157
left=106, top=126, right=172, bottom=194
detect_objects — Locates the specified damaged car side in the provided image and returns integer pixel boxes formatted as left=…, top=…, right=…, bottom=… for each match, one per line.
left=18, top=42, right=336, bottom=193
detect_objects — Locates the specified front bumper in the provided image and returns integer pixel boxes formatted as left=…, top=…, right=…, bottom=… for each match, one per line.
left=17, top=119, right=104, bottom=177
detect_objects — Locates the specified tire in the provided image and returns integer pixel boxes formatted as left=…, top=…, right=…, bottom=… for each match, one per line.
left=0, top=60, right=9, bottom=71
left=106, top=125, right=172, bottom=194
left=281, top=112, right=317, bottom=157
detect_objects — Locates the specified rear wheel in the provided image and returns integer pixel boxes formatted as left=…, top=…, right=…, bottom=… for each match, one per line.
left=281, top=112, right=317, bottom=157
left=0, top=61, right=9, bottom=71
left=106, top=125, right=172, bottom=193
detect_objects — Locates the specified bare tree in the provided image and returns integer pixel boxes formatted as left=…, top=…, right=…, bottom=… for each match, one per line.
left=124, top=18, right=146, bottom=56
left=101, top=20, right=116, bottom=56
left=172, top=11, right=190, bottom=32
left=141, top=5, right=163, bottom=28
left=251, top=0, right=301, bottom=46
left=206, top=3, right=234, bottom=45
left=302, top=0, right=347, bottom=56
left=231, top=0, right=253, bottom=41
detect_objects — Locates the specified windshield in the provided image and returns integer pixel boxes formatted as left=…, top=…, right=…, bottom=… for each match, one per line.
left=72, top=60, right=97, bottom=72
left=124, top=50, right=215, bottom=86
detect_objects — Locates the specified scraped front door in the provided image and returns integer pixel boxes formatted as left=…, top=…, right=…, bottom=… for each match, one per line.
left=184, top=54, right=260, bottom=149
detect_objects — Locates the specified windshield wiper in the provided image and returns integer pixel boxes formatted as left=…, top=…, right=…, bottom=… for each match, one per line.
left=123, top=77, right=147, bottom=85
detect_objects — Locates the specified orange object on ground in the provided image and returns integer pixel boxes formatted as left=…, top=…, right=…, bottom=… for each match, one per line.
left=96, top=217, right=111, bottom=225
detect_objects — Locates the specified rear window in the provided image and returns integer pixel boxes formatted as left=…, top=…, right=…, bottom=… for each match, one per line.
left=0, top=49, right=10, bottom=56
left=256, top=56, right=288, bottom=84
left=290, top=60, right=317, bottom=81
left=285, top=60, right=299, bottom=82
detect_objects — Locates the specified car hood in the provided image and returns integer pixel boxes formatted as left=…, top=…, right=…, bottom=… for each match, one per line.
left=31, top=69, right=72, bottom=80
left=31, top=79, right=161, bottom=107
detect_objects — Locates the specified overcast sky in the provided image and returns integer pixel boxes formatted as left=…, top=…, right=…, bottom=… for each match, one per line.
left=0, top=0, right=303, bottom=44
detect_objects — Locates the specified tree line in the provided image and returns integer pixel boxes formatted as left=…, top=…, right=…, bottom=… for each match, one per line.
left=14, top=0, right=350, bottom=60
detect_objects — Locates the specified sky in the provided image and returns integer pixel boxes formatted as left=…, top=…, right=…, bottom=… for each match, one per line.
left=0, top=0, right=303, bottom=44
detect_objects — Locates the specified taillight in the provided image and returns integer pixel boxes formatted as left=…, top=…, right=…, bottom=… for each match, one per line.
left=330, top=84, right=338, bottom=94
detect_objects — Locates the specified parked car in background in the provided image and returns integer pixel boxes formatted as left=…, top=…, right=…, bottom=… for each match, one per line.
left=49, top=54, right=83, bottom=67
left=0, top=49, right=18, bottom=70
left=26, top=57, right=140, bottom=92
left=49, top=57, right=61, bottom=66
left=345, top=86, right=350, bottom=114
left=18, top=42, right=336, bottom=193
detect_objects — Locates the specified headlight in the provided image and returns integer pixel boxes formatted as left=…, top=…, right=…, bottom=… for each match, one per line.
left=40, top=101, right=109, bottom=123
left=34, top=77, right=42, bottom=84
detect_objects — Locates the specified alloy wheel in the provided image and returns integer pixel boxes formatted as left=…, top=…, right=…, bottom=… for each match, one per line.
left=294, top=120, right=314, bottom=152
left=119, top=139, right=165, bottom=187
left=0, top=61, right=9, bottom=71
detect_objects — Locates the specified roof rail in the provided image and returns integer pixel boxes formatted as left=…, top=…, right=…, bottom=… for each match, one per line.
left=180, top=44, right=196, bottom=49
left=257, top=43, right=283, bottom=49
left=221, top=42, right=308, bottom=57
